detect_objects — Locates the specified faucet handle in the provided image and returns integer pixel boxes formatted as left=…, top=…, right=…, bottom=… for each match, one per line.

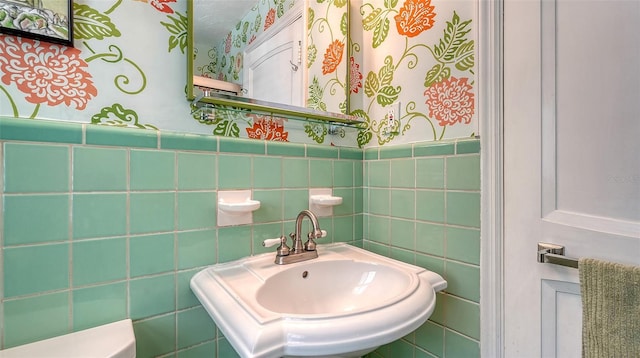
left=262, top=238, right=282, bottom=247
left=276, top=236, right=291, bottom=256
left=263, top=236, right=291, bottom=256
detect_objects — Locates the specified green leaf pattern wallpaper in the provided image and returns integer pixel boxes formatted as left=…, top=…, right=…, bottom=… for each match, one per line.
left=0, top=0, right=476, bottom=147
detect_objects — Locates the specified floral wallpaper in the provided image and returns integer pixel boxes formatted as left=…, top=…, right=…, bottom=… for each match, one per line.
left=0, top=0, right=191, bottom=132
left=0, top=0, right=476, bottom=148
left=350, top=0, right=477, bottom=147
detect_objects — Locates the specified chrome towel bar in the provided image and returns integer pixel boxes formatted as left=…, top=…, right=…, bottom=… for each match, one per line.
left=537, top=242, right=579, bottom=268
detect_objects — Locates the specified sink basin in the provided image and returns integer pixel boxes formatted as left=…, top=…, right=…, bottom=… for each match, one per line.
left=190, top=243, right=446, bottom=358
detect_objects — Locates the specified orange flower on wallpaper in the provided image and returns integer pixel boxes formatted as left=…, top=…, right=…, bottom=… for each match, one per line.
left=394, top=0, right=436, bottom=37
left=424, top=77, right=474, bottom=126
left=0, top=36, right=97, bottom=110
left=264, top=8, right=276, bottom=31
left=246, top=115, right=289, bottom=141
left=322, top=40, right=344, bottom=75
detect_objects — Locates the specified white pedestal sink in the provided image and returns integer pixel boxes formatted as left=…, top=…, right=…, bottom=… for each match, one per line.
left=190, top=243, right=446, bottom=358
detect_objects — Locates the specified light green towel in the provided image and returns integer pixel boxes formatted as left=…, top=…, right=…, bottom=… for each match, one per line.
left=579, top=258, right=640, bottom=358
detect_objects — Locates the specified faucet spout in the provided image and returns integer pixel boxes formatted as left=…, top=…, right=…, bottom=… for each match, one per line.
left=293, top=209, right=322, bottom=253
left=264, top=210, right=325, bottom=265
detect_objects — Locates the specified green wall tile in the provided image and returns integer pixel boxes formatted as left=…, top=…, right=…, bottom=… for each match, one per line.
left=415, top=253, right=444, bottom=278
left=446, top=227, right=480, bottom=265
left=387, top=338, right=414, bottom=357
left=368, top=215, right=390, bottom=244
left=177, top=269, right=201, bottom=310
left=354, top=161, right=363, bottom=187
left=391, top=247, right=415, bottom=265
left=339, top=147, right=362, bottom=160
left=309, top=159, right=332, bottom=187
left=283, top=189, right=308, bottom=220
left=72, top=282, right=127, bottom=331
left=369, top=188, right=390, bottom=216
left=307, top=145, right=339, bottom=159
left=416, top=158, right=444, bottom=189
left=0, top=118, right=82, bottom=144
left=456, top=139, right=481, bottom=154
left=354, top=214, right=363, bottom=241
left=364, top=148, right=379, bottom=160
left=364, top=240, right=390, bottom=256
left=333, top=188, right=354, bottom=215
left=131, top=150, right=175, bottom=191
left=177, top=229, right=216, bottom=269
left=4, top=194, right=69, bottom=245
left=413, top=142, right=455, bottom=157
left=416, top=222, right=445, bottom=257
left=219, top=137, right=264, bottom=154
left=390, top=218, right=415, bottom=250
left=368, top=160, right=390, bottom=187
left=444, top=329, right=480, bottom=358
left=130, top=233, right=175, bottom=277
left=333, top=216, right=354, bottom=243
left=177, top=341, right=216, bottom=358
left=391, top=189, right=415, bottom=219
left=3, top=292, right=69, bottom=348
left=445, top=261, right=480, bottom=303
left=73, top=147, right=127, bottom=191
left=380, top=145, right=412, bottom=159
left=133, top=314, right=176, bottom=358
left=253, top=190, right=283, bottom=223
left=160, top=132, right=217, bottom=151
left=4, top=143, right=69, bottom=192
left=4, top=243, right=69, bottom=297
left=429, top=293, right=447, bottom=326
left=73, top=193, right=127, bottom=239
left=73, top=238, right=126, bottom=286
left=86, top=125, right=157, bottom=148
left=130, top=274, right=176, bottom=319
left=177, top=191, right=217, bottom=230
left=253, top=157, right=283, bottom=188
left=130, top=192, right=175, bottom=234
left=266, top=141, right=305, bottom=157
left=445, top=295, right=480, bottom=339
left=218, top=226, right=251, bottom=262
left=218, top=154, right=251, bottom=189
left=282, top=158, right=309, bottom=188
left=416, top=190, right=445, bottom=223
left=415, top=320, right=444, bottom=357
left=390, top=158, right=415, bottom=188
left=177, top=306, right=216, bottom=349
left=218, top=338, right=241, bottom=358
left=177, top=152, right=216, bottom=190
left=333, top=160, right=354, bottom=187
left=446, top=191, right=480, bottom=227
left=447, top=155, right=480, bottom=190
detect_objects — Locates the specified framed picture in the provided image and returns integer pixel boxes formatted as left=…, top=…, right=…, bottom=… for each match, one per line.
left=0, top=0, right=73, bottom=46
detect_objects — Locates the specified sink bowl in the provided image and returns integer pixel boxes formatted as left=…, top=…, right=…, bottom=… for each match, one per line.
left=190, top=243, right=446, bottom=358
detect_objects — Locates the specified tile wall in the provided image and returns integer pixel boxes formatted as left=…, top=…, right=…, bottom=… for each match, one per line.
left=0, top=117, right=362, bottom=357
left=0, top=117, right=480, bottom=358
left=363, top=140, right=481, bottom=358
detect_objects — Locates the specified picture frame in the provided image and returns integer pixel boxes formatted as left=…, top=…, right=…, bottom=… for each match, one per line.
left=0, top=0, right=73, bottom=46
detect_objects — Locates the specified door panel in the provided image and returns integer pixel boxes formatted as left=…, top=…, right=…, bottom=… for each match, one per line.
left=504, top=0, right=640, bottom=357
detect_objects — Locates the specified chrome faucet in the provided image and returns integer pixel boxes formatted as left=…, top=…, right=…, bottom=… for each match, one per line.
left=263, top=210, right=325, bottom=265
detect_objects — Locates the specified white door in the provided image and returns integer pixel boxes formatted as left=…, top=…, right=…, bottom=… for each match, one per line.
left=503, top=0, right=640, bottom=357
left=243, top=6, right=304, bottom=106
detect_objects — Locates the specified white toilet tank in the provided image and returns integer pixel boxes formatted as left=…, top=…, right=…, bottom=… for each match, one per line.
left=0, top=319, right=136, bottom=358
